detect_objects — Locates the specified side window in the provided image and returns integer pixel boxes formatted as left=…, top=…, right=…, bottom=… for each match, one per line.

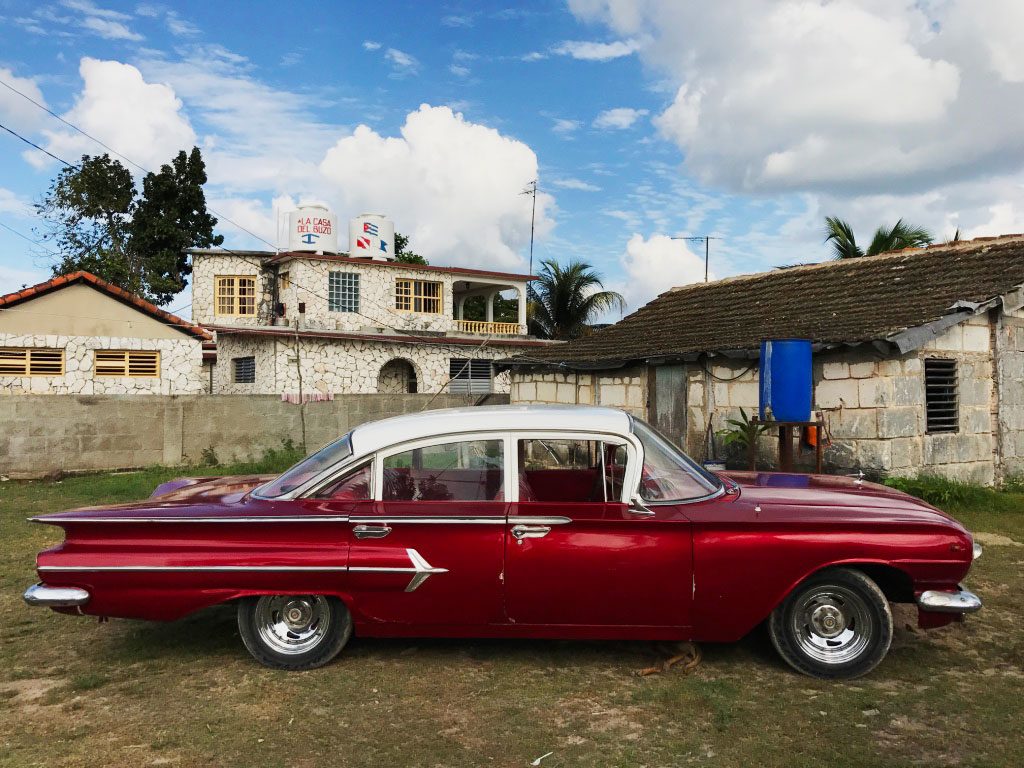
left=517, top=439, right=624, bottom=503
left=382, top=439, right=504, bottom=501
left=313, top=462, right=371, bottom=500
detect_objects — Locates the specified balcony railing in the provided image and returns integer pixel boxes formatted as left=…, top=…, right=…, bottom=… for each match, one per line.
left=455, top=319, right=523, bottom=335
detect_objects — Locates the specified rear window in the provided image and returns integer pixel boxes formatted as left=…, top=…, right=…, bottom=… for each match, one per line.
left=258, top=434, right=354, bottom=498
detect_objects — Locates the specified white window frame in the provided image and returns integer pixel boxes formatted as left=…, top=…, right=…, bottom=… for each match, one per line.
left=510, top=430, right=639, bottom=504
left=328, top=271, right=360, bottom=313
left=373, top=432, right=513, bottom=503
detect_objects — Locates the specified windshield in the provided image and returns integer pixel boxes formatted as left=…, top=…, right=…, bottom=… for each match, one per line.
left=257, top=434, right=354, bottom=498
left=631, top=417, right=722, bottom=502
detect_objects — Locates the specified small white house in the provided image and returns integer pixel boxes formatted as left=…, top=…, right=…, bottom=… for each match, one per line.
left=0, top=271, right=210, bottom=395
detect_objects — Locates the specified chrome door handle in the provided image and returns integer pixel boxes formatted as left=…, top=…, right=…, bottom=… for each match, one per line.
left=353, top=524, right=392, bottom=539
left=511, top=524, right=551, bottom=540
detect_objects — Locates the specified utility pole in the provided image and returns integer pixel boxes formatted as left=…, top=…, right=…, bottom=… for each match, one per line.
left=671, top=235, right=720, bottom=282
left=521, top=180, right=538, bottom=274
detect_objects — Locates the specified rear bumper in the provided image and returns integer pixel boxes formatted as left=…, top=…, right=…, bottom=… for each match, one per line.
left=23, top=583, right=90, bottom=608
left=916, top=585, right=982, bottom=614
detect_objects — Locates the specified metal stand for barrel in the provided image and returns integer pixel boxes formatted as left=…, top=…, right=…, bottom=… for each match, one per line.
left=749, top=418, right=825, bottom=474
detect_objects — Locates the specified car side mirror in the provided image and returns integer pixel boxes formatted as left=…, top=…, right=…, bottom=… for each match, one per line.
left=628, top=494, right=655, bottom=516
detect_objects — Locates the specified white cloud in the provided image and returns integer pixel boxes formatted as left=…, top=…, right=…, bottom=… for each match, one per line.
left=62, top=0, right=129, bottom=21
left=568, top=1, right=1024, bottom=198
left=550, top=177, right=602, bottom=192
left=593, top=107, right=648, bottom=130
left=80, top=16, right=143, bottom=40
left=449, top=64, right=470, bottom=78
left=552, top=39, right=642, bottom=61
left=551, top=118, right=581, bottom=136
left=0, top=187, right=33, bottom=217
left=441, top=14, right=475, bottom=28
left=165, top=11, right=199, bottom=36
left=521, top=52, right=547, bottom=62
left=318, top=105, right=553, bottom=270
left=617, top=233, right=710, bottom=310
left=31, top=58, right=195, bottom=171
left=137, top=47, right=342, bottom=192
left=0, top=68, right=49, bottom=133
left=362, top=40, right=382, bottom=51
left=385, top=48, right=419, bottom=75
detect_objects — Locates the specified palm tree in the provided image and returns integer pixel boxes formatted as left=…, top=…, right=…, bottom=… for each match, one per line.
left=824, top=216, right=933, bottom=259
left=527, top=258, right=625, bottom=340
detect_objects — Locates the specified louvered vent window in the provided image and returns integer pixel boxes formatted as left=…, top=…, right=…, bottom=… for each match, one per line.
left=233, top=356, right=256, bottom=384
left=0, top=347, right=64, bottom=376
left=448, top=358, right=493, bottom=394
left=94, top=350, right=160, bottom=378
left=925, top=358, right=958, bottom=433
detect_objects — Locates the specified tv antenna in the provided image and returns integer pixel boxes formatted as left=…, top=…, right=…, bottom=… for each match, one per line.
left=670, top=235, right=720, bottom=282
left=521, top=180, right=538, bottom=274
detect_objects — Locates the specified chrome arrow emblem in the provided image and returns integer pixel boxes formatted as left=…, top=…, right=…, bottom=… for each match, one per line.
left=349, top=548, right=448, bottom=592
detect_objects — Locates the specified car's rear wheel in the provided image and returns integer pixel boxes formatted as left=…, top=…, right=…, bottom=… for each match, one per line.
left=237, top=595, right=352, bottom=670
left=768, top=568, right=893, bottom=679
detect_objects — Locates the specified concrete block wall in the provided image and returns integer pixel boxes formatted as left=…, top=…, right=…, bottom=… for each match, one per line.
left=509, top=366, right=647, bottom=417
left=996, top=307, right=1024, bottom=478
left=0, top=393, right=507, bottom=479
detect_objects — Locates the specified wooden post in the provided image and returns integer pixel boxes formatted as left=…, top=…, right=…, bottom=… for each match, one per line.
left=778, top=425, right=794, bottom=472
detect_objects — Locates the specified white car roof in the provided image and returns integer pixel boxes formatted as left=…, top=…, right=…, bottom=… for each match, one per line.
left=349, top=404, right=633, bottom=458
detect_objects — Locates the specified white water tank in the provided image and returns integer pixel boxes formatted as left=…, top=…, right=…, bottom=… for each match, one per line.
left=287, top=202, right=339, bottom=254
left=349, top=213, right=394, bottom=261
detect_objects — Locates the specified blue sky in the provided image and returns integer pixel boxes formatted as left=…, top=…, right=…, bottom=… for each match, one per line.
left=1, top=0, right=1022, bottom=318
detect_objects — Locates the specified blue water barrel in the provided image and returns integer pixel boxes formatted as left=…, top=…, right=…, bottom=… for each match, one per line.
left=759, top=339, right=812, bottom=422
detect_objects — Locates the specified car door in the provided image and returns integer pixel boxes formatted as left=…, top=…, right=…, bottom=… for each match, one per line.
left=502, top=433, right=693, bottom=629
left=345, top=433, right=511, bottom=627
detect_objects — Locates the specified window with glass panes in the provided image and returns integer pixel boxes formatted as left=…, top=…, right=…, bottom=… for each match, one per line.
left=395, top=278, right=442, bottom=314
left=328, top=272, right=359, bottom=313
left=215, top=275, right=257, bottom=316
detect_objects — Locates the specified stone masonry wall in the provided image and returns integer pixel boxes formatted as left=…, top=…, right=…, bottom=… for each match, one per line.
left=509, top=366, right=648, bottom=416
left=996, top=306, right=1024, bottom=478
left=191, top=253, right=270, bottom=327
left=0, top=334, right=206, bottom=395
left=214, top=334, right=512, bottom=395
left=0, top=393, right=507, bottom=479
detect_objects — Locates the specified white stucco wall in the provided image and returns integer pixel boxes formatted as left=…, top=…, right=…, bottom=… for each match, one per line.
left=0, top=333, right=206, bottom=395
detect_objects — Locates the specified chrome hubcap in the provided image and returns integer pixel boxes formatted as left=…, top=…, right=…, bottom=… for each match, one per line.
left=792, top=587, right=872, bottom=665
left=254, top=595, right=331, bottom=656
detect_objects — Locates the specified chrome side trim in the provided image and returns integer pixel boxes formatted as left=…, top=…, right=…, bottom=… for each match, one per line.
left=23, top=583, right=90, bottom=607
left=37, top=565, right=348, bottom=572
left=349, top=548, right=448, bottom=592
left=29, top=515, right=352, bottom=524
left=917, top=586, right=983, bottom=614
left=348, top=516, right=505, bottom=525
left=507, top=516, right=571, bottom=525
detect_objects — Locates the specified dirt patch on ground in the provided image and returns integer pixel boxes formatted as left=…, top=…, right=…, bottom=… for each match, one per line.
left=0, top=678, right=61, bottom=702
left=974, top=532, right=1022, bottom=546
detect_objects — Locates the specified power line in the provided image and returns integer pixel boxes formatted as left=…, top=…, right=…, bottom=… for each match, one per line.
left=0, top=121, right=76, bottom=168
left=520, top=180, right=538, bottom=275
left=0, top=219, right=60, bottom=257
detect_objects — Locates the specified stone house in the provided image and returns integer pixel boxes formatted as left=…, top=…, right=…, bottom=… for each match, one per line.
left=500, top=236, right=1024, bottom=485
left=190, top=248, right=552, bottom=395
left=0, top=271, right=210, bottom=395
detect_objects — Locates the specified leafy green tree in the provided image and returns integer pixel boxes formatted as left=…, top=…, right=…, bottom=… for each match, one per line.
left=824, top=216, right=933, bottom=259
left=393, top=232, right=428, bottom=265
left=527, top=258, right=624, bottom=340
left=129, top=148, right=223, bottom=304
left=36, top=148, right=222, bottom=304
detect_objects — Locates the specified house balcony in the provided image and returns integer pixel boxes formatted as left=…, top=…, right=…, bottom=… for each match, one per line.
left=454, top=319, right=525, bottom=335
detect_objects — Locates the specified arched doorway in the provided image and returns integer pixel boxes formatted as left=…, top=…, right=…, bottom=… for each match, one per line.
left=378, top=358, right=418, bottom=394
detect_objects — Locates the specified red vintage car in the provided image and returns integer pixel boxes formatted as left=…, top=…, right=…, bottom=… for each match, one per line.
left=24, top=405, right=982, bottom=678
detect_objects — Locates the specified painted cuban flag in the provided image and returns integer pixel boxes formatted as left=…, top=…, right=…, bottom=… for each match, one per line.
left=363, top=222, right=379, bottom=237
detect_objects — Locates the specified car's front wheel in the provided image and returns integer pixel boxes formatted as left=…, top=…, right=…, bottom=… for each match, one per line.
left=237, top=595, right=352, bottom=670
left=768, top=567, right=893, bottom=679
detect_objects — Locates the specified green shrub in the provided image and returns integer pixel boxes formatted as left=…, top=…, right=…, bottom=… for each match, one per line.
left=884, top=474, right=993, bottom=509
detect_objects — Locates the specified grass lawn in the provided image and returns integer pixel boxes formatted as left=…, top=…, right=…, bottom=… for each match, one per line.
left=1, top=466, right=1022, bottom=767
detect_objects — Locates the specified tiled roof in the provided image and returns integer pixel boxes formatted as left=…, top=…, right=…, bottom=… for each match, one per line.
left=189, top=248, right=535, bottom=283
left=505, top=235, right=1024, bottom=369
left=0, top=271, right=211, bottom=341
left=205, top=324, right=553, bottom=348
